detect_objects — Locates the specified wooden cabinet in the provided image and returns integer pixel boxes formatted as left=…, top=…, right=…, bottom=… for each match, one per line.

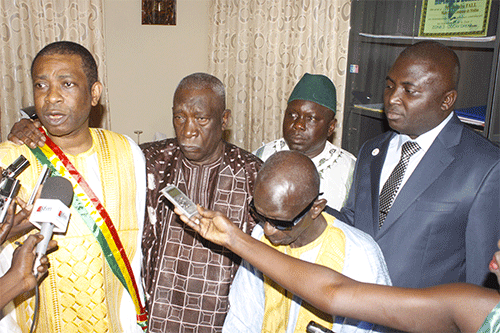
left=342, top=0, right=500, bottom=156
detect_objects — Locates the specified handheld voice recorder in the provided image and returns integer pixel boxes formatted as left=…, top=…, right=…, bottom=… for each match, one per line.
left=160, top=184, right=198, bottom=219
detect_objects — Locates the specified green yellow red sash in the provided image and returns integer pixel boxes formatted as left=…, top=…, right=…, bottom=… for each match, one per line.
left=30, top=129, right=148, bottom=331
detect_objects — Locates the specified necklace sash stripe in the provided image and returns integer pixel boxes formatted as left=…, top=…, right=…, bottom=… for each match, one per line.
left=30, top=129, right=148, bottom=330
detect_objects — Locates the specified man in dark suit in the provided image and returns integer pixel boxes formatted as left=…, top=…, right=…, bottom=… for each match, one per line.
left=335, top=41, right=500, bottom=289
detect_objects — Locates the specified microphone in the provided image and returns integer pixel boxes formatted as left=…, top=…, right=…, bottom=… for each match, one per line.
left=0, top=155, right=30, bottom=224
left=30, top=176, right=73, bottom=274
left=27, top=165, right=51, bottom=205
left=1, top=155, right=30, bottom=179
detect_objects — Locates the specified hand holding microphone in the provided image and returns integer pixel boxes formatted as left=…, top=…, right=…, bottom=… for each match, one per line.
left=11, top=235, right=57, bottom=292
left=3, top=165, right=52, bottom=241
left=0, top=234, right=57, bottom=310
left=29, top=176, right=73, bottom=275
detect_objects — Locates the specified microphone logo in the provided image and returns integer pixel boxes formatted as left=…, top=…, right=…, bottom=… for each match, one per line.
left=58, top=210, right=69, bottom=220
left=37, top=206, right=53, bottom=212
left=30, top=199, right=72, bottom=233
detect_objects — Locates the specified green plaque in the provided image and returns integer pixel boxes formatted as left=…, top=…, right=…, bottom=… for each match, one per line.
left=419, top=0, right=492, bottom=37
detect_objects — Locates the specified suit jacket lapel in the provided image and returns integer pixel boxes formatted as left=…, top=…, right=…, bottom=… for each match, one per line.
left=378, top=115, right=463, bottom=235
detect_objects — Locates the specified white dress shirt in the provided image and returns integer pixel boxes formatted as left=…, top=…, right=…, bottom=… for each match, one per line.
left=380, top=112, right=454, bottom=199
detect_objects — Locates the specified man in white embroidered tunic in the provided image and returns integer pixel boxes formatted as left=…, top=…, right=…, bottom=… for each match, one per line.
left=254, top=73, right=356, bottom=210
left=222, top=151, right=391, bottom=333
left=0, top=41, right=146, bottom=332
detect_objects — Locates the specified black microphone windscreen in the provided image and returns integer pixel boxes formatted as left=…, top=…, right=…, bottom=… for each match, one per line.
left=40, top=176, right=74, bottom=207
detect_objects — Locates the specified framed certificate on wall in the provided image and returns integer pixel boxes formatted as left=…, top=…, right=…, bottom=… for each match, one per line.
left=419, top=0, right=492, bottom=37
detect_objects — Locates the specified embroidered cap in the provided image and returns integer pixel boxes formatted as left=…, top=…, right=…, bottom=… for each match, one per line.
left=288, top=73, right=337, bottom=114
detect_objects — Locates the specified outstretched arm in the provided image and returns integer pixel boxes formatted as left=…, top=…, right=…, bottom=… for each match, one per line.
left=7, top=118, right=45, bottom=148
left=176, top=206, right=500, bottom=333
left=0, top=234, right=56, bottom=310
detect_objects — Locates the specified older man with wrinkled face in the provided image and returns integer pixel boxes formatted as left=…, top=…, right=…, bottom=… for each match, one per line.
left=254, top=73, right=356, bottom=210
left=140, top=73, right=262, bottom=333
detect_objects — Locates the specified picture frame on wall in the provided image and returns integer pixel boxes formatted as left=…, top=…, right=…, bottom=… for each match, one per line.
left=142, top=0, right=176, bottom=25
left=419, top=0, right=492, bottom=37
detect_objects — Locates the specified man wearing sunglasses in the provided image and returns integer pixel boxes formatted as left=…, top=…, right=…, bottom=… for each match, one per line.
left=222, top=150, right=391, bottom=333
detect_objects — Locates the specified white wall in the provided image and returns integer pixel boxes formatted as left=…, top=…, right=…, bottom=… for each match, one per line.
left=104, top=0, right=210, bottom=144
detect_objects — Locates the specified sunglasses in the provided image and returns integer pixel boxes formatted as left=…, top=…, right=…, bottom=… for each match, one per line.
left=249, top=195, right=319, bottom=231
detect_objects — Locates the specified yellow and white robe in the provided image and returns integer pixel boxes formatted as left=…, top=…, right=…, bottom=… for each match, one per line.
left=0, top=128, right=146, bottom=333
left=222, top=213, right=392, bottom=333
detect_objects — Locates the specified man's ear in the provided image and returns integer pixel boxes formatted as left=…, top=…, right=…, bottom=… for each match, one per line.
left=221, top=109, right=231, bottom=130
left=91, top=82, right=103, bottom=107
left=310, top=198, right=327, bottom=219
left=327, top=117, right=337, bottom=137
left=441, top=89, right=458, bottom=112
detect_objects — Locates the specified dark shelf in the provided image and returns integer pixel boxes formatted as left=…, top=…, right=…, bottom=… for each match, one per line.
left=357, top=33, right=497, bottom=49
left=341, top=0, right=500, bottom=155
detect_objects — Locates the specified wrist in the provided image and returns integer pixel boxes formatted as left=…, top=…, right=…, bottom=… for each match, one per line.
left=0, top=270, right=25, bottom=299
left=225, top=225, right=253, bottom=256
